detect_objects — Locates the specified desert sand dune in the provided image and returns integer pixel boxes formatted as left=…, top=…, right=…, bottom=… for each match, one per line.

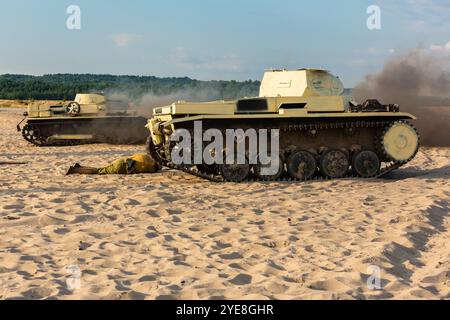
left=0, top=107, right=448, bottom=300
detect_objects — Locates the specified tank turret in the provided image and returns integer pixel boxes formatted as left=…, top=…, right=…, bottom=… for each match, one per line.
left=259, top=69, right=344, bottom=98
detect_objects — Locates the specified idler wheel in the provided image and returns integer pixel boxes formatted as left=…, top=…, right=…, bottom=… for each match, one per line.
left=352, top=150, right=380, bottom=178
left=254, top=155, right=284, bottom=181
left=220, top=153, right=250, bottom=182
left=287, top=151, right=317, bottom=180
left=320, top=149, right=349, bottom=178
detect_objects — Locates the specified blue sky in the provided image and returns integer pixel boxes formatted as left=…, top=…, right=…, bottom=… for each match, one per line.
left=0, top=0, right=449, bottom=85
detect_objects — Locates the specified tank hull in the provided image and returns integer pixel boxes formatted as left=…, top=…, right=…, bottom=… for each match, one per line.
left=147, top=115, right=420, bottom=182
left=20, top=116, right=148, bottom=146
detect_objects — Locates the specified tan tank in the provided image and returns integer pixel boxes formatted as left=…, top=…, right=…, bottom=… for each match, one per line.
left=146, top=69, right=420, bottom=182
left=17, top=93, right=148, bottom=146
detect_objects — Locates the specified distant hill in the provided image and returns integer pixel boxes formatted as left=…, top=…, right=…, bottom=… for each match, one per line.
left=0, top=74, right=260, bottom=101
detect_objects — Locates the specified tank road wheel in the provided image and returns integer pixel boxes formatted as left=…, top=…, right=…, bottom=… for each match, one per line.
left=221, top=163, right=250, bottom=182
left=220, top=153, right=250, bottom=182
left=381, top=122, right=420, bottom=162
left=287, top=151, right=317, bottom=180
left=22, top=124, right=46, bottom=146
left=352, top=150, right=380, bottom=178
left=197, top=164, right=219, bottom=175
left=66, top=102, right=81, bottom=116
left=254, top=155, right=284, bottom=181
left=320, top=149, right=349, bottom=179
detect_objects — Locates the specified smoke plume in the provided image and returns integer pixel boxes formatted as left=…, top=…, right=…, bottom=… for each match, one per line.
left=104, top=88, right=234, bottom=117
left=353, top=47, right=450, bottom=146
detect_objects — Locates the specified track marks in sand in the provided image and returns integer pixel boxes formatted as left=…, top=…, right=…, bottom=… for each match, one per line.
left=0, top=108, right=449, bottom=300
left=373, top=199, right=450, bottom=298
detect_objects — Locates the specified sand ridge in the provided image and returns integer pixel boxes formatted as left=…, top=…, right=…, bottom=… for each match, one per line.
left=0, top=107, right=449, bottom=300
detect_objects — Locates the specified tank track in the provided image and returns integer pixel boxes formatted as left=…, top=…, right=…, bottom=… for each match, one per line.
left=21, top=126, right=97, bottom=147
left=21, top=124, right=48, bottom=147
left=148, top=120, right=419, bottom=183
left=21, top=125, right=145, bottom=147
left=24, top=137, right=143, bottom=147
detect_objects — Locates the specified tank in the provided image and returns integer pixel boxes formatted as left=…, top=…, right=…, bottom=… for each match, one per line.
left=146, top=69, right=420, bottom=182
left=17, top=93, right=148, bottom=146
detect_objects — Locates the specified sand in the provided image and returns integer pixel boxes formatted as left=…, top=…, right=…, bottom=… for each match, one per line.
left=0, top=106, right=448, bottom=300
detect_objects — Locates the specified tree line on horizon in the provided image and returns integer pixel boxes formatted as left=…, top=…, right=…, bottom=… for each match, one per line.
left=0, top=74, right=260, bottom=101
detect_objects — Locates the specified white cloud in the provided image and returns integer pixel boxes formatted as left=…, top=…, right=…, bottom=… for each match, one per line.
left=111, top=33, right=142, bottom=47
left=430, top=44, right=443, bottom=51
left=429, top=41, right=450, bottom=52
left=366, top=47, right=397, bottom=55
left=379, top=0, right=450, bottom=31
left=169, top=47, right=241, bottom=72
left=410, top=19, right=426, bottom=30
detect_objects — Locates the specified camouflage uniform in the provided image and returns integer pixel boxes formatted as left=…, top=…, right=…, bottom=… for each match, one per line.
left=67, top=154, right=160, bottom=175
left=97, top=159, right=128, bottom=175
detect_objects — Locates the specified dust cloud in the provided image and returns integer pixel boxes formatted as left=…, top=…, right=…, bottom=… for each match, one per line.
left=353, top=48, right=450, bottom=146
left=104, top=88, right=228, bottom=118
